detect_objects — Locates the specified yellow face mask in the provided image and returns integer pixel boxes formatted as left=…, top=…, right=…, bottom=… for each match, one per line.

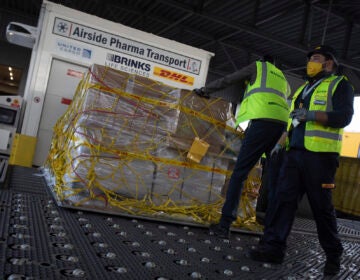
left=306, top=61, right=323, bottom=77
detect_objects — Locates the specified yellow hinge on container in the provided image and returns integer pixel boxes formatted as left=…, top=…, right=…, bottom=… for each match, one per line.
left=9, top=134, right=37, bottom=167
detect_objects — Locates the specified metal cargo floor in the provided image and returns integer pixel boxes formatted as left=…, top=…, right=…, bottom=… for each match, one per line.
left=0, top=166, right=359, bottom=280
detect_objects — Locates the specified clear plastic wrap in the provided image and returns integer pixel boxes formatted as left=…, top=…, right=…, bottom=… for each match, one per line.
left=44, top=64, right=262, bottom=230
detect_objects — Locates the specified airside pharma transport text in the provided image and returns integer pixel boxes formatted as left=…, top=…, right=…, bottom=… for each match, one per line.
left=73, top=28, right=188, bottom=68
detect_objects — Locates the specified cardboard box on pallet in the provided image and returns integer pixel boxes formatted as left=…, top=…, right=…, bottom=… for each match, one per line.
left=171, top=91, right=231, bottom=149
left=72, top=107, right=166, bottom=154
left=124, top=75, right=182, bottom=137
left=87, top=64, right=130, bottom=91
left=151, top=145, right=231, bottom=205
left=63, top=141, right=154, bottom=202
left=151, top=146, right=185, bottom=205
left=76, top=77, right=181, bottom=140
left=181, top=155, right=229, bottom=204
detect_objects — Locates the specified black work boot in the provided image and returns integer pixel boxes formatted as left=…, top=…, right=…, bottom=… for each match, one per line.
left=209, top=223, right=230, bottom=239
left=324, top=257, right=341, bottom=275
left=248, top=246, right=284, bottom=264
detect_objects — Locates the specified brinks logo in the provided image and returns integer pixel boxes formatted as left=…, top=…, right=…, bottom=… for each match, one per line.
left=107, top=53, right=151, bottom=71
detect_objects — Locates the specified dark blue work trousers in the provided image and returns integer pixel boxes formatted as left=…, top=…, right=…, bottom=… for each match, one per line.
left=220, top=119, right=286, bottom=227
left=262, top=149, right=343, bottom=258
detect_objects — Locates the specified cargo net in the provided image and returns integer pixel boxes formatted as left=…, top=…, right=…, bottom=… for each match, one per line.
left=44, top=64, right=262, bottom=231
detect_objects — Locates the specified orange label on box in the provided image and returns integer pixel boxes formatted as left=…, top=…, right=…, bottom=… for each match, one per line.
left=187, top=137, right=210, bottom=163
left=153, top=66, right=194, bottom=86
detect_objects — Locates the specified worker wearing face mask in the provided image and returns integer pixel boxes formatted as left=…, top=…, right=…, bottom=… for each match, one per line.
left=248, top=45, right=354, bottom=276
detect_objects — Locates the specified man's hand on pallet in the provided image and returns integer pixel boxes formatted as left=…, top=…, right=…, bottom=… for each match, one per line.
left=193, top=87, right=210, bottom=99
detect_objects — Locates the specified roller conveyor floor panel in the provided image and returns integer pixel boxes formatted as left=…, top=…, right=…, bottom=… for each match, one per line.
left=0, top=166, right=359, bottom=280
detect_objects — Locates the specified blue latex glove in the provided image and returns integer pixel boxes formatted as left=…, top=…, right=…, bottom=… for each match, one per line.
left=290, top=108, right=316, bottom=122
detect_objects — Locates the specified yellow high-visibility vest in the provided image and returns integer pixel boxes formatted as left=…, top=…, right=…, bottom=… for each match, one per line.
left=287, top=75, right=345, bottom=153
left=236, top=61, right=290, bottom=126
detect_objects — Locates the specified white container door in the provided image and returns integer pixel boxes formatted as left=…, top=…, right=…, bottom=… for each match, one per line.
left=33, top=59, right=87, bottom=166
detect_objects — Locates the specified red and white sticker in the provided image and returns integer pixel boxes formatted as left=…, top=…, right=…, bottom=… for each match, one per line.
left=168, top=167, right=180, bottom=179
left=67, top=69, right=84, bottom=79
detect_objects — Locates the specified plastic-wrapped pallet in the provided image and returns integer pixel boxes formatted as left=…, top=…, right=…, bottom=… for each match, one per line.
left=43, top=64, right=259, bottom=228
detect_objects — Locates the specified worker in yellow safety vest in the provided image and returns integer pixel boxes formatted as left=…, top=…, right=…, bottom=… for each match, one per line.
left=249, top=45, right=354, bottom=276
left=193, top=55, right=291, bottom=238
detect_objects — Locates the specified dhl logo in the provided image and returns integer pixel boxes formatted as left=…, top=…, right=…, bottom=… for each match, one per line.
left=153, top=66, right=194, bottom=85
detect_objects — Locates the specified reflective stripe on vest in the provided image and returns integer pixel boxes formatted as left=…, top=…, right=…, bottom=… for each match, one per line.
left=244, top=62, right=287, bottom=100
left=304, top=130, right=342, bottom=141
left=236, top=61, right=290, bottom=125
left=325, top=76, right=343, bottom=111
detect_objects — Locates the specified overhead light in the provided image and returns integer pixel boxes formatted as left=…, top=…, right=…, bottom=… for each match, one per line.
left=10, top=77, right=14, bottom=80
left=8, top=67, right=12, bottom=71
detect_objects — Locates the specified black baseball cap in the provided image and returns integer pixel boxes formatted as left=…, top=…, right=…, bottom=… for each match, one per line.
left=307, top=45, right=339, bottom=66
